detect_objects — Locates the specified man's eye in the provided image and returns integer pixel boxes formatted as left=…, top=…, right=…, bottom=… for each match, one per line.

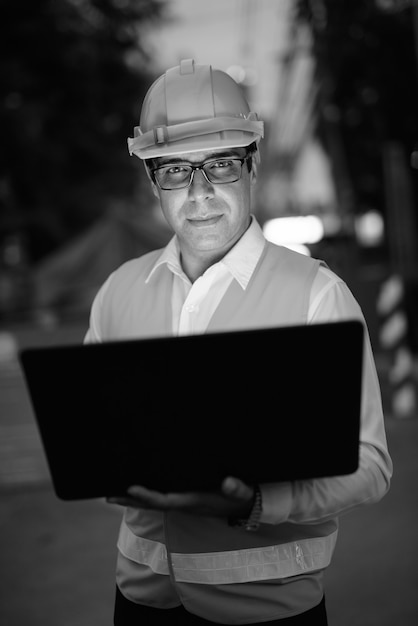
left=211, top=160, right=233, bottom=169
left=166, top=165, right=188, bottom=174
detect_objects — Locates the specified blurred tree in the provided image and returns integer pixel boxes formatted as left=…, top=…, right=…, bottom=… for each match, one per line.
left=295, top=0, right=418, bottom=223
left=0, top=0, right=168, bottom=261
left=296, top=0, right=418, bottom=353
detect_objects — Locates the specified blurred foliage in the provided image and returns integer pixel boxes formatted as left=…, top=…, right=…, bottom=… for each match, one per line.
left=296, top=0, right=418, bottom=217
left=0, top=0, right=168, bottom=262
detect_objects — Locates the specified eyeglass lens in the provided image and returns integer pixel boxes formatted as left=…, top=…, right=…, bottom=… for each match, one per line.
left=154, top=158, right=245, bottom=190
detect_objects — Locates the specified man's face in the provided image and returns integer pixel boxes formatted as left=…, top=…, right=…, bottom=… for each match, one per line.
left=149, top=147, right=257, bottom=262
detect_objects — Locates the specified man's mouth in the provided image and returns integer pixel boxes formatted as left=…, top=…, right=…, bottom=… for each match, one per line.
left=188, top=215, right=222, bottom=226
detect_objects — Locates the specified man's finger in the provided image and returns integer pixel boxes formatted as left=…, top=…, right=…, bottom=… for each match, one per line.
left=221, top=476, right=254, bottom=501
left=126, top=486, right=199, bottom=509
left=106, top=496, right=136, bottom=507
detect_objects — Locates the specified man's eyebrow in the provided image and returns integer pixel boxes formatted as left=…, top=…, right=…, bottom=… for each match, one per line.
left=156, top=150, right=242, bottom=167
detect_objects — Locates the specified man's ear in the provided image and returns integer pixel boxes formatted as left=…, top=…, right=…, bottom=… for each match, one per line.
left=143, top=161, right=160, bottom=198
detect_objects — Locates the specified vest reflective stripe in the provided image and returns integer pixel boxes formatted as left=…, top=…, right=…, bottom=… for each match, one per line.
left=172, top=532, right=338, bottom=584
left=118, top=523, right=338, bottom=585
left=117, top=526, right=170, bottom=576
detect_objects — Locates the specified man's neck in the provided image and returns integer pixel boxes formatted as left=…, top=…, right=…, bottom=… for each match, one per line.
left=180, top=249, right=224, bottom=283
left=177, top=217, right=253, bottom=283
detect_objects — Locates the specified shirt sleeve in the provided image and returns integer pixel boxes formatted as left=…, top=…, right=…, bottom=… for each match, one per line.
left=260, top=267, right=393, bottom=525
left=83, top=273, right=114, bottom=344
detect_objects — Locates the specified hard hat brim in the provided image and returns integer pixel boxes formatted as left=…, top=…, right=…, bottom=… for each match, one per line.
left=128, top=116, right=264, bottom=160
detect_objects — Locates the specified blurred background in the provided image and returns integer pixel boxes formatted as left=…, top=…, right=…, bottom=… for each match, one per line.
left=0, top=0, right=417, bottom=624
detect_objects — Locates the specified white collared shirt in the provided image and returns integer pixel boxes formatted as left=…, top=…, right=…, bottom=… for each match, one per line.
left=146, top=217, right=265, bottom=335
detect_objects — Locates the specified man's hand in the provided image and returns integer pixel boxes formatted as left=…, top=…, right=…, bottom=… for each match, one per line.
left=106, top=476, right=255, bottom=519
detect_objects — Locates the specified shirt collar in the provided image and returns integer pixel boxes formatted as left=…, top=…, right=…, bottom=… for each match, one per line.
left=145, top=236, right=184, bottom=283
left=220, top=217, right=266, bottom=289
left=145, top=215, right=266, bottom=289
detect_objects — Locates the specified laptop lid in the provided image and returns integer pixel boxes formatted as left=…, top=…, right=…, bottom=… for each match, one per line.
left=19, top=320, right=363, bottom=500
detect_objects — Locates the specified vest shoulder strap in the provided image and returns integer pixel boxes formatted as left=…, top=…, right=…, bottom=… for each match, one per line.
left=208, top=243, right=321, bottom=332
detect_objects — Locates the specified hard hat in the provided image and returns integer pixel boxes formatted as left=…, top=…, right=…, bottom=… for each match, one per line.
left=127, top=59, right=264, bottom=160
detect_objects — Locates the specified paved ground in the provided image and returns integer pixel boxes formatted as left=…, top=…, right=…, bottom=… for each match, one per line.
left=0, top=320, right=417, bottom=625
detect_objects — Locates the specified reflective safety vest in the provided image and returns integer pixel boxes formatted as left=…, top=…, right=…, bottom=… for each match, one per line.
left=100, top=242, right=336, bottom=623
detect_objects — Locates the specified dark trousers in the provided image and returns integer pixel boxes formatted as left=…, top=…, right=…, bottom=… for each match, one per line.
left=114, top=586, right=328, bottom=625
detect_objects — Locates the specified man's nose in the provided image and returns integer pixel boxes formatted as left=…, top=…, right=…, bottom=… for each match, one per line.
left=188, top=169, right=214, bottom=201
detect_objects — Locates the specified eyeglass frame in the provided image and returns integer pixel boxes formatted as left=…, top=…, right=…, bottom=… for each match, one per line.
left=149, top=152, right=253, bottom=191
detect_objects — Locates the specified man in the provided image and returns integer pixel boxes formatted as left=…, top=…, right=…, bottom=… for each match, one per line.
left=85, top=59, right=392, bottom=625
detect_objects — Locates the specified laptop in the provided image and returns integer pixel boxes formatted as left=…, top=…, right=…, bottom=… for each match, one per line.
left=19, top=320, right=363, bottom=500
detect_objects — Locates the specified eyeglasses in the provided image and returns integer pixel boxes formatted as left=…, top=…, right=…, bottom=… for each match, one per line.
left=151, top=154, right=252, bottom=190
